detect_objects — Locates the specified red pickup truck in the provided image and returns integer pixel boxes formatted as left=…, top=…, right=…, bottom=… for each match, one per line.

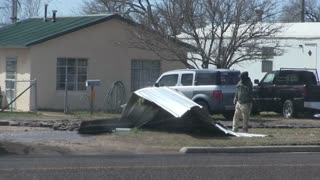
left=252, top=69, right=320, bottom=118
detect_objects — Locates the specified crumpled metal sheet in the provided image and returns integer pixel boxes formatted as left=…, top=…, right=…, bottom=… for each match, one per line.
left=119, top=87, right=194, bottom=129
left=133, top=87, right=201, bottom=118
left=78, top=87, right=266, bottom=136
left=120, top=87, right=267, bottom=137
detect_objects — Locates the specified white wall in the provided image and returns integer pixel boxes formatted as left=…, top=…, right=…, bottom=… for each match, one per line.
left=0, top=48, right=31, bottom=111
left=232, top=38, right=320, bottom=81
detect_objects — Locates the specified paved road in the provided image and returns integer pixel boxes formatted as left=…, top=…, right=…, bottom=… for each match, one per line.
left=0, top=153, right=320, bottom=180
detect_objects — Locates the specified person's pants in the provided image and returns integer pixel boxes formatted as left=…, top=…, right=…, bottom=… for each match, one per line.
left=232, top=102, right=252, bottom=132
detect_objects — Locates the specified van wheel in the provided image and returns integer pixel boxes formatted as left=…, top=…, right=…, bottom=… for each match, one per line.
left=283, top=100, right=296, bottom=118
left=195, top=100, right=210, bottom=114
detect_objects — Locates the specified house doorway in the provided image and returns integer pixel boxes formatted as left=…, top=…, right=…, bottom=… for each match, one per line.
left=5, top=57, right=17, bottom=110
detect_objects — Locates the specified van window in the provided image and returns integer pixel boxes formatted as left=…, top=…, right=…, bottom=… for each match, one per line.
left=181, top=74, right=193, bottom=86
left=220, top=72, right=240, bottom=85
left=196, top=73, right=217, bottom=85
left=157, top=74, right=178, bottom=86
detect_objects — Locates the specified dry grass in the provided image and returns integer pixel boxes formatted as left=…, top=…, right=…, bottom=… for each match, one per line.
left=0, top=111, right=121, bottom=121
left=109, top=128, right=320, bottom=149
left=1, top=111, right=320, bottom=155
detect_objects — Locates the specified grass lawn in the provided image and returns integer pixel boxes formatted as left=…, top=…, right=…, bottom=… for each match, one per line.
left=109, top=128, right=320, bottom=149
left=0, top=111, right=319, bottom=148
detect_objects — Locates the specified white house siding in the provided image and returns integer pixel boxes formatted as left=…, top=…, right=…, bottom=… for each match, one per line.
left=181, top=23, right=320, bottom=82
left=233, top=38, right=320, bottom=81
left=0, top=48, right=31, bottom=111
left=29, top=19, right=183, bottom=111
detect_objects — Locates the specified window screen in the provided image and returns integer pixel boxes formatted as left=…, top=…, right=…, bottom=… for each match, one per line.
left=262, top=60, right=273, bottom=72
left=56, top=58, right=88, bottom=91
left=131, top=60, right=160, bottom=91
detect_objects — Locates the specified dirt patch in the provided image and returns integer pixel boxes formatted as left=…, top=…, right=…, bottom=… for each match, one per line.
left=0, top=126, right=178, bottom=155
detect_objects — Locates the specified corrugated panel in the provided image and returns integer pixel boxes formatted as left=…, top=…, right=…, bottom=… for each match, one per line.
left=0, top=14, right=115, bottom=47
left=134, top=87, right=201, bottom=118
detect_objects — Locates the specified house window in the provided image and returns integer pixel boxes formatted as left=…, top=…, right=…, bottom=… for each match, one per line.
left=261, top=60, right=273, bottom=73
left=56, top=58, right=88, bottom=91
left=131, top=60, right=160, bottom=91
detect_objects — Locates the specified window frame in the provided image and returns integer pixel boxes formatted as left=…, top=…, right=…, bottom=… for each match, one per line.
left=261, top=72, right=276, bottom=84
left=131, top=59, right=161, bottom=91
left=157, top=74, right=179, bottom=87
left=181, top=73, right=194, bottom=86
left=56, top=57, right=88, bottom=91
left=261, top=60, right=273, bottom=73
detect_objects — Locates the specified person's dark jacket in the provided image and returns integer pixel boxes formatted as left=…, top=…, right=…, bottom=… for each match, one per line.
left=234, top=77, right=253, bottom=104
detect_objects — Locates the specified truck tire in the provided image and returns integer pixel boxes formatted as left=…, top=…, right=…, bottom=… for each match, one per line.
left=282, top=99, right=296, bottom=118
left=195, top=100, right=210, bottom=114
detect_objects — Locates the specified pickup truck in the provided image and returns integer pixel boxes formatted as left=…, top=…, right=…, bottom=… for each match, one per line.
left=154, top=69, right=240, bottom=119
left=252, top=69, right=320, bottom=118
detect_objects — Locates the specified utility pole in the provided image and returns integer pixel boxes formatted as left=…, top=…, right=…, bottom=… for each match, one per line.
left=301, top=0, right=305, bottom=22
left=11, top=0, right=18, bottom=23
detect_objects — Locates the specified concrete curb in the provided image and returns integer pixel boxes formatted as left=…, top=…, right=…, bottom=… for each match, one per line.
left=180, top=145, right=320, bottom=154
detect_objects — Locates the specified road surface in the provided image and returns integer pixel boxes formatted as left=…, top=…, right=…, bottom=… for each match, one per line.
left=1, top=153, right=320, bottom=180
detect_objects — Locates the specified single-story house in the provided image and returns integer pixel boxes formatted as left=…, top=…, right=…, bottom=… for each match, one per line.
left=0, top=14, right=185, bottom=111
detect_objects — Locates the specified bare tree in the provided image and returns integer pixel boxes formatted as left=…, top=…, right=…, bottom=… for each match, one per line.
left=0, top=0, right=51, bottom=25
left=281, top=0, right=320, bottom=22
left=0, top=0, right=12, bottom=24
left=81, top=0, right=282, bottom=69
left=179, top=0, right=283, bottom=68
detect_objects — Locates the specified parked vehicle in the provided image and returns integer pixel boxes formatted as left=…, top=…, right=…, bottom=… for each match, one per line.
left=252, top=68, right=320, bottom=118
left=154, top=69, right=240, bottom=119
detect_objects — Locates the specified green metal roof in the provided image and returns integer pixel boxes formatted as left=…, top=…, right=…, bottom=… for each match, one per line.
left=0, top=14, right=122, bottom=47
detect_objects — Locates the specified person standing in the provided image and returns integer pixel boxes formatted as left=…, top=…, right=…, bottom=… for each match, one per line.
left=232, top=71, right=253, bottom=132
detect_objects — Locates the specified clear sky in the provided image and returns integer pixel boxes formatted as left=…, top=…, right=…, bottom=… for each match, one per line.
left=46, top=0, right=88, bottom=16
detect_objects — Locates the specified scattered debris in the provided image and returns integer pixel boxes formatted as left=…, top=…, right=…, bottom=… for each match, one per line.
left=78, top=118, right=132, bottom=134
left=78, top=87, right=267, bottom=137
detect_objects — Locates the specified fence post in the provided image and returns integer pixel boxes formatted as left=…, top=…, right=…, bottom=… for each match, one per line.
left=64, top=72, right=68, bottom=114
left=34, top=79, right=38, bottom=112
